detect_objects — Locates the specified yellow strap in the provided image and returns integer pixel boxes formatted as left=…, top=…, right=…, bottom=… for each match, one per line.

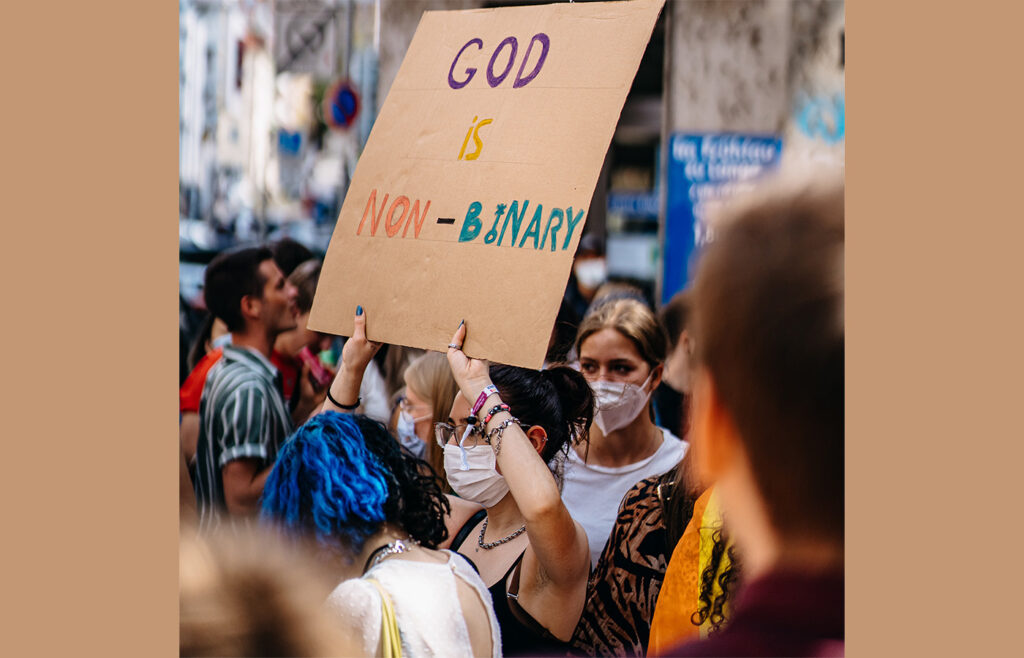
left=366, top=578, right=402, bottom=658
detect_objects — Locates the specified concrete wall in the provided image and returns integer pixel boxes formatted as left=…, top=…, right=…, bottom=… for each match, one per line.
left=376, top=0, right=482, bottom=105
left=664, top=0, right=844, bottom=159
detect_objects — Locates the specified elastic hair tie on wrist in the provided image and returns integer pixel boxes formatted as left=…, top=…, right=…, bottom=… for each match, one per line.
left=327, top=389, right=360, bottom=410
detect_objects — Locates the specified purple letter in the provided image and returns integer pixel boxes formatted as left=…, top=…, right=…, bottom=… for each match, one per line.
left=513, top=33, right=550, bottom=88
left=449, top=38, right=483, bottom=89
left=486, top=37, right=518, bottom=87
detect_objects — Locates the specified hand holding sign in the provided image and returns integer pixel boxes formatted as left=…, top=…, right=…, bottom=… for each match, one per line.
left=446, top=320, right=494, bottom=408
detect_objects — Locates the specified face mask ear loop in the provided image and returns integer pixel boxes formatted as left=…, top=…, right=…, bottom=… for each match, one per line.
left=458, top=423, right=475, bottom=470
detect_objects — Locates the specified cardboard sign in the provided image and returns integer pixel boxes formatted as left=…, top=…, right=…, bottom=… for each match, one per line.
left=308, top=0, right=665, bottom=368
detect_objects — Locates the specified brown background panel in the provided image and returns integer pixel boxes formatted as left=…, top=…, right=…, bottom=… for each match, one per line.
left=2, top=0, right=1021, bottom=655
left=2, top=0, right=180, bottom=654
left=848, top=0, right=1024, bottom=655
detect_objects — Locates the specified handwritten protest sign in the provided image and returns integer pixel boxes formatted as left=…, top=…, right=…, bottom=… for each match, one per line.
left=308, top=0, right=665, bottom=368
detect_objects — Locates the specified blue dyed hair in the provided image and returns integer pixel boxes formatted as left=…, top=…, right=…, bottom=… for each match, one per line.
left=261, top=412, right=391, bottom=554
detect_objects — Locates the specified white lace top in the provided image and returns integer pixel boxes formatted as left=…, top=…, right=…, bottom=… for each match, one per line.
left=325, top=549, right=502, bottom=657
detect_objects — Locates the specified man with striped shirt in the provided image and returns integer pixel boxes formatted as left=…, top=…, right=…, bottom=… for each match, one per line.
left=194, top=246, right=299, bottom=532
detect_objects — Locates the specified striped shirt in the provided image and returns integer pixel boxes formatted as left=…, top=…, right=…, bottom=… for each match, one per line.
left=193, top=345, right=293, bottom=532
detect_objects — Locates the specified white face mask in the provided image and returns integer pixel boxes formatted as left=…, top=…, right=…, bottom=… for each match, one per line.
left=590, top=372, right=654, bottom=434
left=396, top=409, right=429, bottom=460
left=443, top=442, right=510, bottom=508
left=574, top=259, right=607, bottom=289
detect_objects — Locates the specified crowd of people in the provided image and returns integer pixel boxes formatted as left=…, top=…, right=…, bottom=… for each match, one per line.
left=179, top=172, right=845, bottom=657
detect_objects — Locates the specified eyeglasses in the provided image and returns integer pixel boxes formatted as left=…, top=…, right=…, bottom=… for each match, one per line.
left=398, top=396, right=429, bottom=415
left=434, top=422, right=486, bottom=449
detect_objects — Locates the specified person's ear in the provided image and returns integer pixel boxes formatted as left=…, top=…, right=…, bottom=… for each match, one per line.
left=648, top=363, right=664, bottom=392
left=240, top=294, right=262, bottom=322
left=691, top=367, right=740, bottom=489
left=525, top=425, right=548, bottom=457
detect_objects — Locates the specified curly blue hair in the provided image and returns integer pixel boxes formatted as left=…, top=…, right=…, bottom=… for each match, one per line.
left=261, top=412, right=449, bottom=555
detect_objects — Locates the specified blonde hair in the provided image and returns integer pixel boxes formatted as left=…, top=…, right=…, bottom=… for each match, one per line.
left=575, top=297, right=669, bottom=367
left=404, top=351, right=459, bottom=492
left=179, top=526, right=356, bottom=656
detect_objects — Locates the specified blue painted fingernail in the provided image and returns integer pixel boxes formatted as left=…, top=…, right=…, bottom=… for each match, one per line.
left=356, top=305, right=363, bottom=316
left=458, top=319, right=464, bottom=328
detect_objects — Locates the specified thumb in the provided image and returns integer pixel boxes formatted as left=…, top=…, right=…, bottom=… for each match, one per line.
left=353, top=305, right=366, bottom=340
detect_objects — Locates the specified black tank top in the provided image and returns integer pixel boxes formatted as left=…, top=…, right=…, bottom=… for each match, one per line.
left=451, top=513, right=570, bottom=656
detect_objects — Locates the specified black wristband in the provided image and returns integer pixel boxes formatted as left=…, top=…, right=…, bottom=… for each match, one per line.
left=327, top=389, right=360, bottom=410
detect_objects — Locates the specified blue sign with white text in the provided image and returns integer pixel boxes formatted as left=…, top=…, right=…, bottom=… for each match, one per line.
left=662, top=133, right=782, bottom=304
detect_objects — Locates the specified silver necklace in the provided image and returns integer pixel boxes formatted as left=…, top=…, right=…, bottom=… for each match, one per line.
left=478, top=517, right=527, bottom=550
left=365, top=537, right=419, bottom=572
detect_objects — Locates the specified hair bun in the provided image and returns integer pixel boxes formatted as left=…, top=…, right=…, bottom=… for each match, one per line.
left=541, top=365, right=594, bottom=443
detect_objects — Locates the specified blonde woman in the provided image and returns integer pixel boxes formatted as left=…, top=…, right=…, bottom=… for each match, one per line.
left=398, top=351, right=460, bottom=492
left=566, top=297, right=689, bottom=566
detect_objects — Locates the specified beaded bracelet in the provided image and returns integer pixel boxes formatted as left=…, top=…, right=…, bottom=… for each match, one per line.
left=486, top=417, right=521, bottom=457
left=471, top=385, right=500, bottom=416
left=482, top=403, right=511, bottom=426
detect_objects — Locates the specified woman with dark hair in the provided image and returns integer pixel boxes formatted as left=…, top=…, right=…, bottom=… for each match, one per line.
left=440, top=321, right=595, bottom=656
left=320, top=309, right=594, bottom=655
left=261, top=411, right=501, bottom=657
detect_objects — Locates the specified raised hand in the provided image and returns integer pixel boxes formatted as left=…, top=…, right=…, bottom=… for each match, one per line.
left=445, top=320, right=494, bottom=404
left=341, top=305, right=382, bottom=374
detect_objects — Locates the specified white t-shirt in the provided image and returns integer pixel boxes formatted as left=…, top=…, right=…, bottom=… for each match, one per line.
left=560, top=427, right=687, bottom=566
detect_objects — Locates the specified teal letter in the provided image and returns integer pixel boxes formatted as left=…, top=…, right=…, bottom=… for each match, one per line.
left=543, top=208, right=564, bottom=251
left=500, top=200, right=529, bottom=246
left=518, top=204, right=544, bottom=249
left=484, top=203, right=507, bottom=244
left=459, top=202, right=483, bottom=242
left=561, top=207, right=586, bottom=250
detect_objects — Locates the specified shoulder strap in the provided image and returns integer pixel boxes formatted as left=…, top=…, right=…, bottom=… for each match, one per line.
left=503, top=552, right=563, bottom=644
left=450, top=508, right=488, bottom=552
left=365, top=578, right=402, bottom=658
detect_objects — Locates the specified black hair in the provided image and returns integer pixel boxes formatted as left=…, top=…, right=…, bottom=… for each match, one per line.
left=203, top=246, right=274, bottom=333
left=489, top=364, right=593, bottom=464
left=271, top=238, right=315, bottom=277
left=658, top=289, right=692, bottom=352
left=546, top=298, right=581, bottom=364
left=691, top=526, right=742, bottom=635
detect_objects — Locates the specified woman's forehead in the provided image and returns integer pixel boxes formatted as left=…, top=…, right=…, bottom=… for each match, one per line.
left=580, top=327, right=643, bottom=361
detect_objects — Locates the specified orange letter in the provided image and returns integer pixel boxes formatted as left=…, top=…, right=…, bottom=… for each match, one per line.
left=403, top=199, right=432, bottom=238
left=357, top=189, right=389, bottom=236
left=385, top=196, right=410, bottom=237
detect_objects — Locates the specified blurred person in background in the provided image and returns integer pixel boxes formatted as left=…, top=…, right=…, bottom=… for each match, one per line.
left=399, top=351, right=460, bottom=492
left=564, top=233, right=607, bottom=319
left=269, top=236, right=314, bottom=278
left=669, top=175, right=844, bottom=657
left=565, top=297, right=688, bottom=567
left=270, top=259, right=334, bottom=422
left=193, top=246, right=299, bottom=532
left=261, top=411, right=501, bottom=657
left=653, top=290, right=694, bottom=441
left=544, top=298, right=582, bottom=368
left=180, top=523, right=357, bottom=657
left=180, top=314, right=229, bottom=467
left=648, top=487, right=738, bottom=654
